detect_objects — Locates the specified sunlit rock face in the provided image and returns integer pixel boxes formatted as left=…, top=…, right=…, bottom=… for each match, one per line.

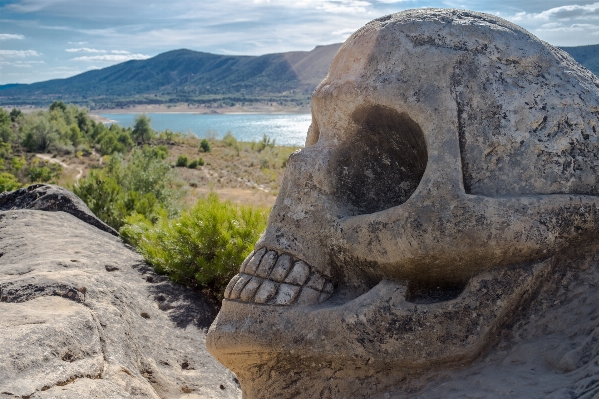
left=207, top=9, right=599, bottom=399
left=0, top=185, right=240, bottom=399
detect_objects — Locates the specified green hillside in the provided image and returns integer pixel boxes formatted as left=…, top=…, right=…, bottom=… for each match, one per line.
left=0, top=44, right=341, bottom=109
left=561, top=44, right=599, bottom=77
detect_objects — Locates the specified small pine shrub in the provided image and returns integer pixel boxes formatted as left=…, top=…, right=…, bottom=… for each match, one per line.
left=188, top=159, right=198, bottom=169
left=199, top=139, right=211, bottom=153
left=198, top=157, right=204, bottom=166
left=120, top=193, right=268, bottom=298
left=176, top=155, right=189, bottom=167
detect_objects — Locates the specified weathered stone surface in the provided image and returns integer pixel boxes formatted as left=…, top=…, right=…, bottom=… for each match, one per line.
left=208, top=8, right=599, bottom=398
left=0, top=184, right=117, bottom=235
left=0, top=210, right=240, bottom=399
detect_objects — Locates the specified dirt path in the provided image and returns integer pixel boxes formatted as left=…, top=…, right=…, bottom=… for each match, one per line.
left=36, top=154, right=84, bottom=182
left=35, top=154, right=69, bottom=168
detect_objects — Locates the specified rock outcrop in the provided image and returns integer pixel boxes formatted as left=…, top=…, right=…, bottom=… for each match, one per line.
left=0, top=185, right=240, bottom=398
left=0, top=184, right=117, bottom=236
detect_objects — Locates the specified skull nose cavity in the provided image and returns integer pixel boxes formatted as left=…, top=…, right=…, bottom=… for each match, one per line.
left=333, top=105, right=428, bottom=215
left=224, top=249, right=334, bottom=306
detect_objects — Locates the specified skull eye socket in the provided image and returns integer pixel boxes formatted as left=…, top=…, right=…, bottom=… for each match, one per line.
left=333, top=105, right=427, bottom=215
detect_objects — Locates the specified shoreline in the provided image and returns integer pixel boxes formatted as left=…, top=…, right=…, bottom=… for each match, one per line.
left=92, top=103, right=311, bottom=115
left=2, top=103, right=311, bottom=118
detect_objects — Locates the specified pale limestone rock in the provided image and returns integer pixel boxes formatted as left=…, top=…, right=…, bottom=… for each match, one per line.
left=0, top=209, right=240, bottom=399
left=208, top=8, right=599, bottom=398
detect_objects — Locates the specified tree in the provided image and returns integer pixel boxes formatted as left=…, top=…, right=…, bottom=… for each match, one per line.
left=132, top=114, right=154, bottom=144
left=49, top=101, right=67, bottom=113
left=21, top=113, right=57, bottom=152
left=9, top=108, right=22, bottom=123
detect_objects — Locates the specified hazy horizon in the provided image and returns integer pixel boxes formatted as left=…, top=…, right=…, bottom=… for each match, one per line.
left=1, top=0, right=599, bottom=85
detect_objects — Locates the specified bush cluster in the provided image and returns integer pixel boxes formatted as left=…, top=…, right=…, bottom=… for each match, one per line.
left=176, top=155, right=204, bottom=168
left=0, top=103, right=276, bottom=301
left=121, top=193, right=268, bottom=297
left=73, top=146, right=180, bottom=230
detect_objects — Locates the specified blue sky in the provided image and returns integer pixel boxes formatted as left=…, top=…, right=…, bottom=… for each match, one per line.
left=1, top=0, right=599, bottom=85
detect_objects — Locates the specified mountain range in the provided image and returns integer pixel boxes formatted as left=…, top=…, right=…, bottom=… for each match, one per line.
left=0, top=44, right=342, bottom=109
left=0, top=43, right=597, bottom=109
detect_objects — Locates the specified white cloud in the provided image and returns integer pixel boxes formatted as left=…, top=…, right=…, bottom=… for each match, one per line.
left=5, top=0, right=69, bottom=13
left=0, top=34, right=25, bottom=40
left=71, top=53, right=151, bottom=62
left=508, top=2, right=599, bottom=22
left=332, top=27, right=356, bottom=36
left=0, top=50, right=40, bottom=58
left=293, top=0, right=373, bottom=13
left=243, top=0, right=373, bottom=13
left=498, top=2, right=599, bottom=46
left=65, top=47, right=106, bottom=53
left=537, top=2, right=599, bottom=20
left=0, top=60, right=45, bottom=65
left=538, top=23, right=599, bottom=31
left=68, top=41, right=88, bottom=45
left=110, top=50, right=130, bottom=54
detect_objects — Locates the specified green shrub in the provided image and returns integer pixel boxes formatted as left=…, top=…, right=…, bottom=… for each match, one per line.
left=188, top=159, right=198, bottom=169
left=0, top=172, right=21, bottom=193
left=98, top=131, right=125, bottom=155
left=10, top=155, right=26, bottom=173
left=151, top=145, right=168, bottom=160
left=198, top=157, right=204, bottom=166
left=256, top=134, right=275, bottom=152
left=199, top=139, right=211, bottom=153
left=0, top=142, right=12, bottom=159
left=222, top=131, right=237, bottom=147
left=27, top=159, right=62, bottom=183
left=73, top=147, right=179, bottom=230
left=176, top=155, right=188, bottom=167
left=120, top=193, right=268, bottom=297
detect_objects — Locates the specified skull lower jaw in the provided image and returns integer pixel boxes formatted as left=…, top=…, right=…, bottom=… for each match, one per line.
left=207, top=258, right=553, bottom=399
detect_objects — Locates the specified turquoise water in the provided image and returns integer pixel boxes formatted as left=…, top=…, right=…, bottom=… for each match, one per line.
left=99, top=113, right=311, bottom=147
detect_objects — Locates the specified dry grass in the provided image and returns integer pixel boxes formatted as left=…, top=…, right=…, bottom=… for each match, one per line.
left=52, top=136, right=301, bottom=208
left=165, top=136, right=300, bottom=207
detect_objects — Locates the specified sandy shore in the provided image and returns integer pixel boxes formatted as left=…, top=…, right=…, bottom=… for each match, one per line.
left=94, top=103, right=310, bottom=115
left=3, top=103, right=311, bottom=124
left=88, top=114, right=116, bottom=123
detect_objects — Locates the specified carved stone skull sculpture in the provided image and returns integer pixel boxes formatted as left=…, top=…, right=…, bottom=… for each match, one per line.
left=207, top=9, right=599, bottom=398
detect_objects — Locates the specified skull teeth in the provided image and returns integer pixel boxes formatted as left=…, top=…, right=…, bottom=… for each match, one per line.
left=224, top=248, right=333, bottom=306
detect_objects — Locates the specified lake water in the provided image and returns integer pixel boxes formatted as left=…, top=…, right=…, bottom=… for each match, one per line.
left=99, top=113, right=311, bottom=147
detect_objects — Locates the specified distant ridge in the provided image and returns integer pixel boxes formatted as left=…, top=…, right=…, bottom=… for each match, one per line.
left=0, top=42, right=597, bottom=109
left=0, top=44, right=342, bottom=109
left=561, top=44, right=599, bottom=78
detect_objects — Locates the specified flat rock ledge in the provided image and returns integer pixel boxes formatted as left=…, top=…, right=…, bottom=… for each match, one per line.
left=0, top=208, right=240, bottom=399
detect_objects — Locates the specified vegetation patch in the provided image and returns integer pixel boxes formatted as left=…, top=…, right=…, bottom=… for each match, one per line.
left=121, top=193, right=268, bottom=298
left=0, top=102, right=303, bottom=300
